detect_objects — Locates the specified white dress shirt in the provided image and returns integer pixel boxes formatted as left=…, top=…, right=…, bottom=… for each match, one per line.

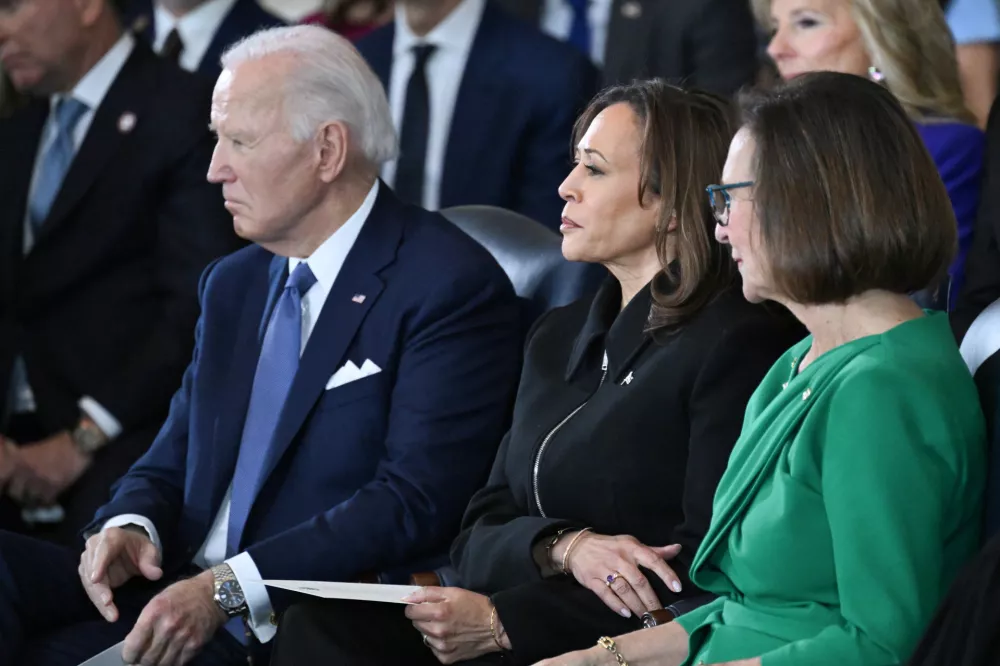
left=152, top=0, right=239, bottom=73
left=103, top=180, right=380, bottom=644
left=381, top=0, right=485, bottom=210
left=539, top=0, right=613, bottom=65
left=15, top=32, right=136, bottom=439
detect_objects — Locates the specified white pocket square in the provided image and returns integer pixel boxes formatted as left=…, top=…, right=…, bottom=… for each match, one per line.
left=326, top=359, right=382, bottom=390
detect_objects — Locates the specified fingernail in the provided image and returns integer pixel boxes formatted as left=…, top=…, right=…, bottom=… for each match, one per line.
left=620, top=608, right=631, bottom=618
left=671, top=581, right=682, bottom=593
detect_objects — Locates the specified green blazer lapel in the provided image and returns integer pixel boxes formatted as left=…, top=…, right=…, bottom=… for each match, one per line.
left=690, top=337, right=882, bottom=588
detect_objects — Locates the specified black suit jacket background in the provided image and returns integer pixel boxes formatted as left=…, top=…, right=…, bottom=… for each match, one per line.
left=0, top=40, right=240, bottom=435
left=497, top=0, right=758, bottom=94
left=956, top=97, right=1000, bottom=339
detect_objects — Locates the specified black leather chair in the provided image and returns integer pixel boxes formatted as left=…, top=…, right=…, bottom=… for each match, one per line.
left=440, top=205, right=606, bottom=330
left=957, top=297, right=1000, bottom=540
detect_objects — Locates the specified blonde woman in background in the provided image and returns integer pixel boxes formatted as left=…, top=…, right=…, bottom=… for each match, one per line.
left=758, top=0, right=984, bottom=311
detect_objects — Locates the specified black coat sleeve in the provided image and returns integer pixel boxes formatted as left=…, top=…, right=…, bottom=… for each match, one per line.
left=451, top=310, right=584, bottom=592
left=954, top=97, right=1000, bottom=338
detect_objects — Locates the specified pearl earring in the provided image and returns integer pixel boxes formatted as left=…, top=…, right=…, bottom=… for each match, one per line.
left=867, top=66, right=885, bottom=83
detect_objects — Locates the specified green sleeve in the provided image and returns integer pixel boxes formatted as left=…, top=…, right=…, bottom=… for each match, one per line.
left=761, top=366, right=971, bottom=666
left=674, top=596, right=724, bottom=635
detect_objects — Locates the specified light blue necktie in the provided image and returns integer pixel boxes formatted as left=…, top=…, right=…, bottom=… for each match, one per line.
left=223, top=262, right=316, bottom=645
left=566, top=0, right=591, bottom=58
left=227, top=262, right=318, bottom=556
left=28, top=97, right=89, bottom=231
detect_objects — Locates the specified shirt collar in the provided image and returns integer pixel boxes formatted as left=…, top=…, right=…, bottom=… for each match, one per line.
left=153, top=0, right=238, bottom=54
left=393, top=0, right=486, bottom=58
left=289, top=180, right=380, bottom=291
left=59, top=32, right=135, bottom=111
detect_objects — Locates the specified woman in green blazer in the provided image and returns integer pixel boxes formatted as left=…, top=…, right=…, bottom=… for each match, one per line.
left=536, top=72, right=987, bottom=666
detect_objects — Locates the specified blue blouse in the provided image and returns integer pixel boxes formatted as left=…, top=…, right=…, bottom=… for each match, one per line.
left=916, top=121, right=985, bottom=309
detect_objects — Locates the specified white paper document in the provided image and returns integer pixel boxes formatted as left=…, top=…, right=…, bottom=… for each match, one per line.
left=259, top=580, right=420, bottom=604
left=78, top=641, right=124, bottom=666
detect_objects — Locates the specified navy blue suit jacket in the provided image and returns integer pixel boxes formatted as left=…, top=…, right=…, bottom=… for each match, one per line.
left=89, top=185, right=522, bottom=603
left=126, top=0, right=286, bottom=78
left=356, top=2, right=598, bottom=231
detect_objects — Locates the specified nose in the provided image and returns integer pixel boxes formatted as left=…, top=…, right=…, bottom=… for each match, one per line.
left=558, top=163, right=581, bottom=203
left=767, top=26, right=793, bottom=64
left=714, top=222, right=730, bottom=245
left=206, top=141, right=234, bottom=184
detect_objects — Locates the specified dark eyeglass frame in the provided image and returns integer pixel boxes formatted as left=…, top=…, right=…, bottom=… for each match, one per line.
left=706, top=181, right=754, bottom=226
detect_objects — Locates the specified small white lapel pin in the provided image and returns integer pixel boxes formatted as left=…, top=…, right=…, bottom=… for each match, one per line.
left=351, top=294, right=366, bottom=304
left=623, top=371, right=634, bottom=385
left=621, top=1, right=642, bottom=19
left=118, top=112, right=137, bottom=134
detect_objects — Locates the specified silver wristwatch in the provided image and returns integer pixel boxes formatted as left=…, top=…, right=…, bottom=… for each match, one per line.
left=211, top=563, right=248, bottom=618
left=71, top=419, right=109, bottom=454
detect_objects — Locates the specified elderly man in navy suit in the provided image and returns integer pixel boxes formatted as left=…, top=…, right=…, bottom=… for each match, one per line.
left=126, top=0, right=285, bottom=77
left=0, top=24, right=522, bottom=666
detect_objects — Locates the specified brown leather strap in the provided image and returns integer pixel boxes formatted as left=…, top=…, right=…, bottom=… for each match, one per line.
left=641, top=609, right=676, bottom=628
left=409, top=571, right=443, bottom=587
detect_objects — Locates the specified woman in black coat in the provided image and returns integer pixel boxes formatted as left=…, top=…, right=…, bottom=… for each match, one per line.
left=268, top=81, right=803, bottom=666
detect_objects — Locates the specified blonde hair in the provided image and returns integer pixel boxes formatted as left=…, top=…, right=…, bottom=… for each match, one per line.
left=752, top=0, right=975, bottom=124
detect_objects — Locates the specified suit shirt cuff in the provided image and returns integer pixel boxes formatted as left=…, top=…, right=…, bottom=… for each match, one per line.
left=100, top=514, right=162, bottom=554
left=79, top=396, right=123, bottom=440
left=226, top=552, right=276, bottom=643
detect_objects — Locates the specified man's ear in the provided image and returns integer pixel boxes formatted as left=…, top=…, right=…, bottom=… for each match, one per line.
left=76, top=0, right=106, bottom=27
left=316, top=121, right=349, bottom=183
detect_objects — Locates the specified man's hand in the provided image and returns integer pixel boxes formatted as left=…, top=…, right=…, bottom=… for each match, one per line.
left=8, top=431, right=91, bottom=505
left=79, top=526, right=163, bottom=622
left=0, top=438, right=19, bottom=490
left=123, top=570, right=227, bottom=666
left=402, top=587, right=509, bottom=664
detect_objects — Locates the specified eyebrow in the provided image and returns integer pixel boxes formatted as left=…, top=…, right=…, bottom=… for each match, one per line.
left=583, top=148, right=609, bottom=163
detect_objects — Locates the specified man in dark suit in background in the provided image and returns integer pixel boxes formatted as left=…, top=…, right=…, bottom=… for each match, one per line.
left=0, top=24, right=522, bottom=666
left=0, top=0, right=238, bottom=543
left=356, top=0, right=597, bottom=230
left=498, top=0, right=758, bottom=93
left=125, top=0, right=285, bottom=77
left=955, top=95, right=1000, bottom=339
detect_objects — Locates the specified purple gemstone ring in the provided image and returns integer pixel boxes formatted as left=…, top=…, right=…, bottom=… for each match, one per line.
left=605, top=572, right=622, bottom=587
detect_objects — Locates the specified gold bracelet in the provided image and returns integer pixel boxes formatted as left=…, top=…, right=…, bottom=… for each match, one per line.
left=597, top=636, right=630, bottom=666
left=489, top=603, right=505, bottom=650
left=560, top=527, right=592, bottom=573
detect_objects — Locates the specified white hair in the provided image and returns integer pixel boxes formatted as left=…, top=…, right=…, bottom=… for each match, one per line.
left=221, top=25, right=398, bottom=166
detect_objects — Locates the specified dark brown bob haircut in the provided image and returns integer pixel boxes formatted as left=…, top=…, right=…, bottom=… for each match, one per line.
left=572, top=80, right=738, bottom=333
left=738, top=71, right=956, bottom=304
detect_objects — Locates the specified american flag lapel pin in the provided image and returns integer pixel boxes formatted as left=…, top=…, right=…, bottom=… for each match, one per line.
left=352, top=294, right=366, bottom=304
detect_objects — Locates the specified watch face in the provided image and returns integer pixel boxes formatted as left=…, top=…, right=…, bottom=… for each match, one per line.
left=218, top=580, right=245, bottom=609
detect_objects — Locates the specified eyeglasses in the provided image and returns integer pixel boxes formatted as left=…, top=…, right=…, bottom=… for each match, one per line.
left=705, top=181, right=754, bottom=226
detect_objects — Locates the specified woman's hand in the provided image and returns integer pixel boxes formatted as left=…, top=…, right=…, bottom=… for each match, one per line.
left=402, top=587, right=510, bottom=664
left=534, top=646, right=610, bottom=666
left=554, top=531, right=683, bottom=618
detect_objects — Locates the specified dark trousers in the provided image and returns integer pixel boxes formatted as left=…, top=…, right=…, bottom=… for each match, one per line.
left=0, top=530, right=247, bottom=666
left=270, top=598, right=507, bottom=666
left=0, top=415, right=158, bottom=546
